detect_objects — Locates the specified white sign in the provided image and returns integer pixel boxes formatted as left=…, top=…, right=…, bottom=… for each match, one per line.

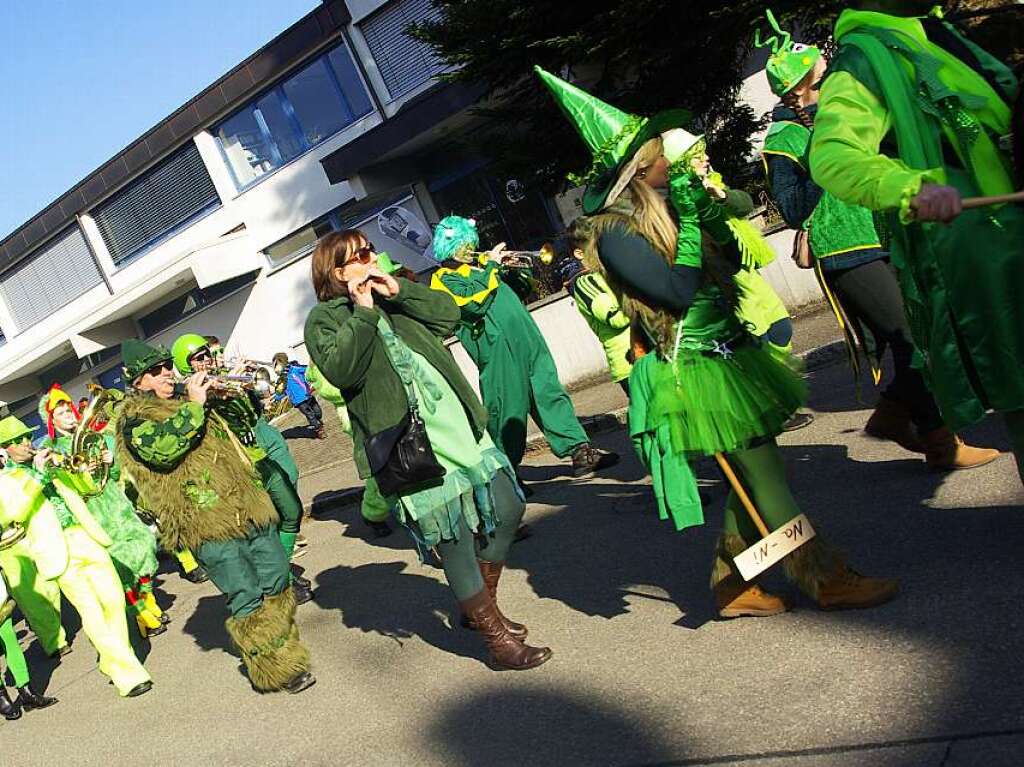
left=734, top=513, right=816, bottom=582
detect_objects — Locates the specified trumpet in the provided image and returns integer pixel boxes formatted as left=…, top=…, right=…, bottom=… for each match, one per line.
left=175, top=370, right=275, bottom=399
left=467, top=243, right=556, bottom=269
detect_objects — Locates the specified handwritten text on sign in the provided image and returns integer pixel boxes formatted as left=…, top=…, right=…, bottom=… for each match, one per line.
left=734, top=513, right=816, bottom=581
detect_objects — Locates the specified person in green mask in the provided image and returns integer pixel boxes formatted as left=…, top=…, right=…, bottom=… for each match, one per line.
left=810, top=1, right=1023, bottom=482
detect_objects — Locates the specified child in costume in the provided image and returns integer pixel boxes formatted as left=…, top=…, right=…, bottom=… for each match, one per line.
left=0, top=415, right=153, bottom=697
left=558, top=219, right=633, bottom=395
left=0, top=570, right=59, bottom=719
left=756, top=9, right=997, bottom=470
left=274, top=354, right=324, bottom=439
left=38, top=385, right=169, bottom=638
left=305, top=362, right=395, bottom=538
left=810, top=1, right=1023, bottom=481
left=429, top=215, right=619, bottom=475
left=116, top=340, right=314, bottom=694
left=171, top=335, right=313, bottom=604
left=305, top=229, right=552, bottom=670
left=537, top=66, right=898, bottom=617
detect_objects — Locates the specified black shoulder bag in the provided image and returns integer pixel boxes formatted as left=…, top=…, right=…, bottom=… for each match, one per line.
left=363, top=327, right=446, bottom=498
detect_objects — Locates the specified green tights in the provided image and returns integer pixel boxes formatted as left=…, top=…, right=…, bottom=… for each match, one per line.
left=1, top=617, right=30, bottom=688
left=721, top=441, right=802, bottom=546
left=435, top=472, right=526, bottom=601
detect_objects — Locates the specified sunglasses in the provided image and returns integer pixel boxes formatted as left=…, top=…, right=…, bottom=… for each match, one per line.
left=145, top=360, right=174, bottom=377
left=344, top=243, right=377, bottom=266
left=190, top=349, right=213, bottom=363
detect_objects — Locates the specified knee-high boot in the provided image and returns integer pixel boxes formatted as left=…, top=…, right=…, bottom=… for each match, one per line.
left=459, top=589, right=551, bottom=671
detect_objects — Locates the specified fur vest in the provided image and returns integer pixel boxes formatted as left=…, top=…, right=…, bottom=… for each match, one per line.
left=114, top=395, right=278, bottom=551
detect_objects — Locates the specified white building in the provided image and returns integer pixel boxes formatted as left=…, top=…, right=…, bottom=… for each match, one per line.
left=0, top=0, right=818, bottom=430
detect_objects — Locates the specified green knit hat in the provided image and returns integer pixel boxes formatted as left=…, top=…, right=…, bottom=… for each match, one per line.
left=535, top=66, right=690, bottom=215
left=0, top=416, right=36, bottom=448
left=122, top=339, right=173, bottom=381
left=755, top=10, right=821, bottom=96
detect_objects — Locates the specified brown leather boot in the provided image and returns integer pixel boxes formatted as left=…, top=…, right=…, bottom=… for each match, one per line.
left=460, top=590, right=551, bottom=670
left=922, top=428, right=1001, bottom=470
left=864, top=397, right=925, bottom=453
left=816, top=568, right=898, bottom=611
left=714, top=576, right=788, bottom=618
left=461, top=561, right=528, bottom=639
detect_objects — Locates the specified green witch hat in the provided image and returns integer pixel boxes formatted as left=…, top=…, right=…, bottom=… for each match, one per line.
left=755, top=10, right=821, bottom=97
left=535, top=66, right=690, bottom=215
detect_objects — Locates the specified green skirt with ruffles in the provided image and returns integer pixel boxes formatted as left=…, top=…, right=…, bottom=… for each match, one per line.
left=393, top=446, right=521, bottom=557
left=646, top=342, right=806, bottom=458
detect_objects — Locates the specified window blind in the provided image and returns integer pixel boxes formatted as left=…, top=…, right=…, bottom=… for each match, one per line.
left=360, top=0, right=445, bottom=100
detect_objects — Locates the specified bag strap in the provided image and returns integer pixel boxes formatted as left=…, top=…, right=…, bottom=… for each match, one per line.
left=373, top=316, right=422, bottom=414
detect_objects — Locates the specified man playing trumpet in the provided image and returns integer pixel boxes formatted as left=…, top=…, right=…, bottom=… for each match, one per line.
left=170, top=334, right=312, bottom=604
left=115, top=339, right=314, bottom=694
left=430, top=215, right=618, bottom=477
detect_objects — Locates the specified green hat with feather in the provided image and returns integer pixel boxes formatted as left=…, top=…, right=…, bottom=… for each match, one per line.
left=534, top=66, right=690, bottom=215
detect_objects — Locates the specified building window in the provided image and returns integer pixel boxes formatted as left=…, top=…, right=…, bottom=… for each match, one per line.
left=264, top=213, right=338, bottom=267
left=92, top=143, right=221, bottom=266
left=0, top=226, right=103, bottom=334
left=137, top=271, right=258, bottom=338
left=215, top=42, right=373, bottom=188
left=360, top=0, right=446, bottom=100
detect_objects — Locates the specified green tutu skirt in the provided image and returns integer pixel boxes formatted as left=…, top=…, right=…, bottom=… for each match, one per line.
left=647, top=343, right=806, bottom=457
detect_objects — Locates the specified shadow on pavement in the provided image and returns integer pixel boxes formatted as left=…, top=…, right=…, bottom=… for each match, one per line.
left=424, top=687, right=671, bottom=767
left=315, top=561, right=482, bottom=664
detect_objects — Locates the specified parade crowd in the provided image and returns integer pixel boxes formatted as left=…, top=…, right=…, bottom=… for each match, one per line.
left=1, top=0, right=1021, bottom=720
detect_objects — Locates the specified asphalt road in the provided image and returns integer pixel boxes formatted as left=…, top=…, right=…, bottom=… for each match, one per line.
left=3, top=360, right=1023, bottom=766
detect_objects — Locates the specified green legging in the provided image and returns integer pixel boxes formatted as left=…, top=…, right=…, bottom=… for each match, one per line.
left=434, top=472, right=526, bottom=601
left=361, top=476, right=393, bottom=524
left=721, top=441, right=802, bottom=546
left=1, top=617, right=30, bottom=688
left=1005, top=410, right=1024, bottom=486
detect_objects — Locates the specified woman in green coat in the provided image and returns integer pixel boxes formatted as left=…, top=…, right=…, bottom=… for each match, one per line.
left=304, top=229, right=551, bottom=670
left=40, top=387, right=166, bottom=638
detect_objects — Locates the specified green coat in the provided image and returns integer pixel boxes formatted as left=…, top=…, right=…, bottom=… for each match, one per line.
left=811, top=10, right=1024, bottom=428
left=303, top=278, right=487, bottom=478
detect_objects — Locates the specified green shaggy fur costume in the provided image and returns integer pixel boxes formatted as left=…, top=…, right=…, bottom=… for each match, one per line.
left=226, top=588, right=310, bottom=691
left=114, top=395, right=279, bottom=552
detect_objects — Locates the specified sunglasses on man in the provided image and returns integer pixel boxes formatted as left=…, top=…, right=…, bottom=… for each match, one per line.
left=190, top=349, right=213, bottom=364
left=144, top=360, right=174, bottom=378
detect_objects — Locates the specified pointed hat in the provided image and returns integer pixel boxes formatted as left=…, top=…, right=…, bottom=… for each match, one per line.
left=535, top=66, right=690, bottom=214
left=754, top=10, right=821, bottom=96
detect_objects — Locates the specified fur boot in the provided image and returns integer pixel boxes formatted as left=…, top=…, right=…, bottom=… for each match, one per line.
left=225, top=589, right=310, bottom=692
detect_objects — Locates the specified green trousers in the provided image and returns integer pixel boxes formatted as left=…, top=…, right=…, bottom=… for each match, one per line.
left=196, top=525, right=291, bottom=618
left=435, top=472, right=526, bottom=601
left=0, top=544, right=66, bottom=656
left=258, top=459, right=302, bottom=537
left=360, top=476, right=393, bottom=523
left=481, top=347, right=589, bottom=467
left=0, top=617, right=30, bottom=688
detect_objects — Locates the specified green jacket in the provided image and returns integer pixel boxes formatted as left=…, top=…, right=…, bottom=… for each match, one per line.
left=570, top=272, right=632, bottom=382
left=303, top=278, right=486, bottom=478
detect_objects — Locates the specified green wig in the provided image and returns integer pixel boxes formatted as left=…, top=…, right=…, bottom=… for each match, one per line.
left=432, top=216, right=479, bottom=263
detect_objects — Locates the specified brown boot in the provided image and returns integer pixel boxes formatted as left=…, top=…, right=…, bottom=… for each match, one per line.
left=460, top=590, right=551, bottom=670
left=865, top=397, right=925, bottom=453
left=714, top=576, right=788, bottom=619
left=816, top=568, right=898, bottom=611
left=922, top=428, right=1001, bottom=470
left=461, top=561, right=528, bottom=639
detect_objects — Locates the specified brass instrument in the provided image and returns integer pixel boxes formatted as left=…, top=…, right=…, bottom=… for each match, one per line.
left=175, top=370, right=274, bottom=399
left=0, top=522, right=26, bottom=551
left=51, top=387, right=116, bottom=499
left=464, top=243, right=556, bottom=269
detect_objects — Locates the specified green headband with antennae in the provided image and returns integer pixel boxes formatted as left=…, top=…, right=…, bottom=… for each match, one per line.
left=754, top=9, right=821, bottom=97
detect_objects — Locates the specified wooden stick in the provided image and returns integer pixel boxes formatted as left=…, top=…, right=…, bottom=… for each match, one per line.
left=961, top=190, right=1024, bottom=209
left=714, top=453, right=770, bottom=538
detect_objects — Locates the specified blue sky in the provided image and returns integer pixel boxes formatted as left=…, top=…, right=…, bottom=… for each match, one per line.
left=0, top=0, right=320, bottom=240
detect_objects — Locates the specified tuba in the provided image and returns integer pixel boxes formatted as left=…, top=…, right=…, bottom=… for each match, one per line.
left=57, top=387, right=118, bottom=498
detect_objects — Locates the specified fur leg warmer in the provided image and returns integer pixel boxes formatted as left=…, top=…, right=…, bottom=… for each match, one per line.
left=782, top=537, right=844, bottom=601
left=709, top=533, right=748, bottom=589
left=225, top=588, right=310, bottom=692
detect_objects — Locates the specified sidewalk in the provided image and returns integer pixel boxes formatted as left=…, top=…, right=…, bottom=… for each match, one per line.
left=278, top=305, right=843, bottom=516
